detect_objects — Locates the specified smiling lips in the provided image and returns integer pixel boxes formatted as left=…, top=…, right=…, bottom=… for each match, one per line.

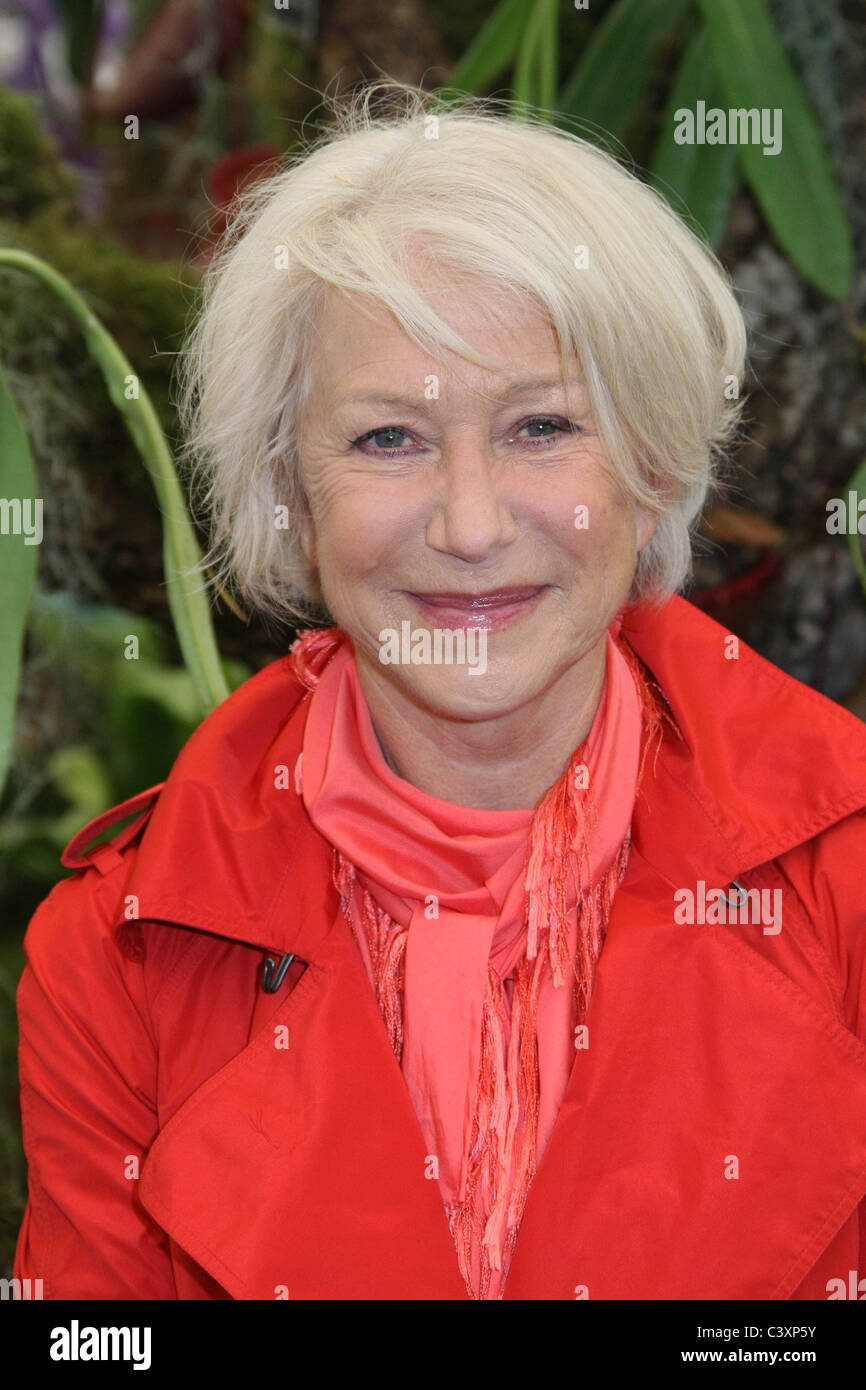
left=407, top=585, right=548, bottom=631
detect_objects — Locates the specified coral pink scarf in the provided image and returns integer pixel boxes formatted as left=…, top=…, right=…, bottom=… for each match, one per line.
left=291, top=616, right=658, bottom=1299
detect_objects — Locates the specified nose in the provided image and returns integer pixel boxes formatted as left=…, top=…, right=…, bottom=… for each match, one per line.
left=425, top=435, right=518, bottom=562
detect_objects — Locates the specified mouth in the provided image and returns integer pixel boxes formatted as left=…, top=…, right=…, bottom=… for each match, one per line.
left=405, top=585, right=549, bottom=632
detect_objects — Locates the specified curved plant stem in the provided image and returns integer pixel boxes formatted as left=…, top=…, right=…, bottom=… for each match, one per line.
left=0, top=249, right=229, bottom=714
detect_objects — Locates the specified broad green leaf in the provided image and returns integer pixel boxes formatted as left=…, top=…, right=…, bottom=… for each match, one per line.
left=698, top=0, right=852, bottom=299
left=558, top=0, right=693, bottom=144
left=27, top=590, right=169, bottom=681
left=0, top=250, right=229, bottom=716
left=512, top=0, right=549, bottom=111
left=0, top=363, right=39, bottom=794
left=447, top=0, right=536, bottom=95
left=536, top=0, right=559, bottom=117
left=47, top=745, right=113, bottom=819
left=26, top=590, right=248, bottom=709
left=651, top=27, right=739, bottom=247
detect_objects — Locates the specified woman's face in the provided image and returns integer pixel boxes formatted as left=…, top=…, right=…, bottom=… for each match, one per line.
left=298, top=283, right=658, bottom=721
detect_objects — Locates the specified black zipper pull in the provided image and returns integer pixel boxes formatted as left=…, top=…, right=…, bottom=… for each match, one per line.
left=261, top=952, right=295, bottom=993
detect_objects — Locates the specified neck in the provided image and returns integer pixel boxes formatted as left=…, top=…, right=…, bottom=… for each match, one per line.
left=353, top=640, right=608, bottom=810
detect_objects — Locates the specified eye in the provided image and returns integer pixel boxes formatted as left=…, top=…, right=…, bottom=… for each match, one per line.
left=511, top=416, right=582, bottom=448
left=351, top=426, right=417, bottom=457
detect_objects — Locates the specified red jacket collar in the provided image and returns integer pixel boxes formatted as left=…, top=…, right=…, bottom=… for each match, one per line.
left=71, top=594, right=866, bottom=961
left=621, top=595, right=866, bottom=888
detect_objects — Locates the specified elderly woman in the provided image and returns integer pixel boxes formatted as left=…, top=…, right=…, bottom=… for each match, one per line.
left=14, top=82, right=866, bottom=1303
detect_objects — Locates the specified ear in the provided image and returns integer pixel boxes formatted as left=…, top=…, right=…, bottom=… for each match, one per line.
left=635, top=505, right=659, bottom=554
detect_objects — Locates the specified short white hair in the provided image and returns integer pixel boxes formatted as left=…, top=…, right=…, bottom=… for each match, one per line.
left=176, top=79, right=747, bottom=624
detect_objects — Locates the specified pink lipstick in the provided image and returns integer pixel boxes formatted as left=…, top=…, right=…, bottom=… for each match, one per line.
left=406, top=586, right=548, bottom=632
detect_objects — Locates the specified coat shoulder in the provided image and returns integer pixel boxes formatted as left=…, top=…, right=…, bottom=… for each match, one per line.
left=37, top=652, right=309, bottom=983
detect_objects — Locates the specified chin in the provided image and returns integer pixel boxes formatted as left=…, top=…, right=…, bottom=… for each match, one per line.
left=393, top=661, right=540, bottom=721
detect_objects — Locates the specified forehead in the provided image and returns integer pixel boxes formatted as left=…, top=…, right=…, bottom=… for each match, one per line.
left=306, top=285, right=569, bottom=404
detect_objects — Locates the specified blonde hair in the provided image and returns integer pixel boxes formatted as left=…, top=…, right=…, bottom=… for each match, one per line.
left=175, top=79, right=747, bottom=625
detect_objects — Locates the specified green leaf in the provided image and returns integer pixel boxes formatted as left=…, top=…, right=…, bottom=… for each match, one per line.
left=26, top=590, right=168, bottom=683
left=697, top=0, right=853, bottom=299
left=47, top=745, right=113, bottom=820
left=0, top=250, right=230, bottom=717
left=0, top=363, right=39, bottom=795
left=536, top=0, right=559, bottom=116
left=447, top=0, right=537, bottom=95
left=512, top=0, right=549, bottom=111
left=558, top=0, right=693, bottom=144
left=651, top=27, right=739, bottom=247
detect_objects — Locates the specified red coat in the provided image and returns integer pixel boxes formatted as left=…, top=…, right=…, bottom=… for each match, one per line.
left=14, top=595, right=866, bottom=1300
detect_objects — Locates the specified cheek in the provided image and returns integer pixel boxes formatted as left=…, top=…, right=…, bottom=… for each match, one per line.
left=540, top=477, right=634, bottom=567
left=308, top=478, right=406, bottom=586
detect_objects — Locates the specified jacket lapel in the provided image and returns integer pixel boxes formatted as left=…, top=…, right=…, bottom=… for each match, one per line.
left=138, top=838, right=468, bottom=1300
left=505, top=841, right=866, bottom=1299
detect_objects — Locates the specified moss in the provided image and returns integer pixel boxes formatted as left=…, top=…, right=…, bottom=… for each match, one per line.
left=0, top=85, right=80, bottom=221
left=12, top=208, right=199, bottom=368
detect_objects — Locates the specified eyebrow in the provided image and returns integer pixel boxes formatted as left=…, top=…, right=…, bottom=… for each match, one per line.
left=334, top=375, right=586, bottom=410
